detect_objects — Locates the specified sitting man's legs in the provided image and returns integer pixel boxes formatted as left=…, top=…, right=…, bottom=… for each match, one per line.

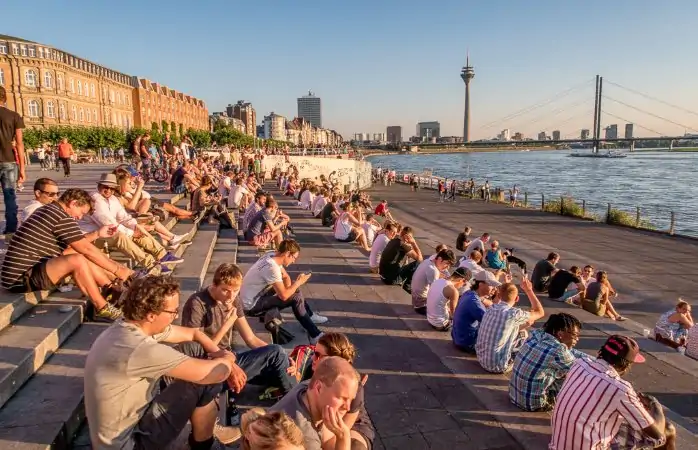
left=247, top=291, right=322, bottom=339
left=95, top=232, right=155, bottom=268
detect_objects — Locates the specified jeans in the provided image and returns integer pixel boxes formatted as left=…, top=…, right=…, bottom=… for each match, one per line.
left=0, top=162, right=18, bottom=233
left=59, top=157, right=71, bottom=176
left=246, top=291, right=321, bottom=338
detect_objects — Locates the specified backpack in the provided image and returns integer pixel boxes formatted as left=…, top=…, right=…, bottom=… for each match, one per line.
left=289, top=344, right=316, bottom=382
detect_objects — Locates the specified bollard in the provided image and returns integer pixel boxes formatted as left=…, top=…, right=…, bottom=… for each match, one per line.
left=541, top=194, right=545, bottom=210
left=582, top=199, right=586, bottom=218
left=669, top=212, right=675, bottom=235
left=636, top=207, right=640, bottom=228
left=606, top=203, right=611, bottom=224
left=560, top=195, right=564, bottom=215
left=524, top=192, right=528, bottom=207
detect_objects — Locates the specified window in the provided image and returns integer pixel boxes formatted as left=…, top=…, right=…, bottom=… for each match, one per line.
left=20, top=45, right=27, bottom=56
left=125, top=95, right=130, bottom=106
left=77, top=80, right=82, bottom=95
left=38, top=47, right=44, bottom=58
left=90, top=83, right=95, bottom=97
left=0, top=69, right=4, bottom=86
left=117, top=92, right=121, bottom=105
left=44, top=71, right=53, bottom=88
left=27, top=100, right=40, bottom=117
left=46, top=101, right=55, bottom=118
left=70, top=78, right=75, bottom=92
left=93, top=109, right=98, bottom=123
left=57, top=74, right=63, bottom=90
left=71, top=105, right=77, bottom=120
left=109, top=90, right=114, bottom=103
left=79, top=107, right=84, bottom=122
left=25, top=69, right=38, bottom=87
left=84, top=81, right=89, bottom=97
left=86, top=108, right=91, bottom=122
left=12, top=44, right=19, bottom=55
left=126, top=117, right=130, bottom=128
left=28, top=46, right=36, bottom=57
left=0, top=43, right=7, bottom=54
left=59, top=103, right=66, bottom=120
left=112, top=112, right=116, bottom=124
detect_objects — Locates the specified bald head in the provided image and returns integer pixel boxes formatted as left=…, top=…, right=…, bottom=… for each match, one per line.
left=310, top=356, right=358, bottom=389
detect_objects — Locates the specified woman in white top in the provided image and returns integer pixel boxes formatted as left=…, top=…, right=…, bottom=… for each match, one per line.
left=369, top=222, right=397, bottom=273
left=311, top=190, right=327, bottom=217
left=426, top=268, right=470, bottom=331
left=299, top=185, right=316, bottom=210
left=333, top=203, right=371, bottom=251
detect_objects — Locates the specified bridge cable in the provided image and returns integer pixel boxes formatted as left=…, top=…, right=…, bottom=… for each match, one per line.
left=535, top=108, right=595, bottom=135
left=604, top=80, right=698, bottom=118
left=603, top=96, right=698, bottom=134
left=601, top=110, right=663, bottom=136
left=479, top=78, right=595, bottom=130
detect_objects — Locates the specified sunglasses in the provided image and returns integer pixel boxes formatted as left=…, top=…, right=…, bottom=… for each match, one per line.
left=40, top=190, right=59, bottom=197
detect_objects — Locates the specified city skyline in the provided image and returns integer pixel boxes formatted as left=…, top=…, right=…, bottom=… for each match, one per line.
left=3, top=0, right=698, bottom=140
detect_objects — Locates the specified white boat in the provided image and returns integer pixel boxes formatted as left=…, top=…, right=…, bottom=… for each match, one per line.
left=569, top=150, right=627, bottom=158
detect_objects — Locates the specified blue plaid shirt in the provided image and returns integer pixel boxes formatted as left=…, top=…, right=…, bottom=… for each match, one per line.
left=509, top=329, right=589, bottom=411
left=475, top=302, right=530, bottom=373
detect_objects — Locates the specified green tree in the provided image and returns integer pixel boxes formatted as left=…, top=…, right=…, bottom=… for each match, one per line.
left=161, top=120, right=169, bottom=133
left=178, top=123, right=184, bottom=136
left=170, top=121, right=176, bottom=136
left=151, top=122, right=159, bottom=133
left=23, top=128, right=45, bottom=149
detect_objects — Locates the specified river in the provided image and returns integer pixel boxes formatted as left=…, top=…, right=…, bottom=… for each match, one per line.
left=366, top=150, right=698, bottom=237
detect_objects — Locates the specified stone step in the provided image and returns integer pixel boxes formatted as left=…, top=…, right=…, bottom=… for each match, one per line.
left=0, top=291, right=51, bottom=335
left=0, top=322, right=108, bottom=450
left=0, top=294, right=87, bottom=410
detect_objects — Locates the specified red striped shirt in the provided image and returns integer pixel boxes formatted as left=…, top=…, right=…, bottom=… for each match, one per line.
left=549, top=358, right=654, bottom=450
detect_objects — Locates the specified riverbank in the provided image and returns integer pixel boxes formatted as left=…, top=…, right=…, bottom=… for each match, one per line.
left=362, top=146, right=698, bottom=157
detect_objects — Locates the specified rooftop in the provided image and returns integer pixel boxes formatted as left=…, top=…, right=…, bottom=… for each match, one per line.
left=0, top=34, right=37, bottom=44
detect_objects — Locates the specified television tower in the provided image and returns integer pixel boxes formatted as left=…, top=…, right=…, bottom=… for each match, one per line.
left=460, top=52, right=475, bottom=143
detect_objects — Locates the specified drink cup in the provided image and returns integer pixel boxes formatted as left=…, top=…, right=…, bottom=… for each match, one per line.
left=642, top=329, right=651, bottom=338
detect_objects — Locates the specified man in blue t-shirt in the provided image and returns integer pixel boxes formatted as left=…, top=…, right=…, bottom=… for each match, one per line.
left=452, top=271, right=500, bottom=352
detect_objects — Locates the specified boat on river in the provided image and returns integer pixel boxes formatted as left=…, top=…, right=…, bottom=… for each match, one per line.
left=569, top=150, right=627, bottom=158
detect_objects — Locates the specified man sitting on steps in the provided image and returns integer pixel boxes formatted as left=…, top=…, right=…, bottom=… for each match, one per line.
left=245, top=197, right=288, bottom=249
left=240, top=239, right=327, bottom=344
left=182, top=263, right=296, bottom=401
left=378, top=226, right=423, bottom=286
left=21, top=177, right=58, bottom=221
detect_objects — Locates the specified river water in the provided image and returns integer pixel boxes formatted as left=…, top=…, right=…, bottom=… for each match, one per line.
left=367, top=151, right=698, bottom=236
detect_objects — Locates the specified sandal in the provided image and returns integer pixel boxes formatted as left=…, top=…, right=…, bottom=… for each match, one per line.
left=615, top=316, right=627, bottom=321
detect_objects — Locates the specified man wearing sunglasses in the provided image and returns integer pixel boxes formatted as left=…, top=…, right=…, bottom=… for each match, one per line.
left=21, top=177, right=59, bottom=222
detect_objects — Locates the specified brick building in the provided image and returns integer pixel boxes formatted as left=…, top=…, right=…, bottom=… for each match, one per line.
left=131, top=78, right=208, bottom=132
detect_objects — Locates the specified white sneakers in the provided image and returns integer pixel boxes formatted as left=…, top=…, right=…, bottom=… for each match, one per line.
left=311, top=314, right=329, bottom=324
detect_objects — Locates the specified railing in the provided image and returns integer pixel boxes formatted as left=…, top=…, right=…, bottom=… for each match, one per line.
left=383, top=171, right=696, bottom=238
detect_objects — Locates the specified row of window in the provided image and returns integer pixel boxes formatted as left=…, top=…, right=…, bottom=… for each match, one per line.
left=0, top=41, right=130, bottom=85
left=19, top=69, right=130, bottom=106
left=25, top=99, right=132, bottom=127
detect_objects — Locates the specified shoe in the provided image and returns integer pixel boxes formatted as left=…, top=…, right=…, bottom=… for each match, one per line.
left=169, top=233, right=190, bottom=246
left=168, top=240, right=192, bottom=251
left=213, top=422, right=242, bottom=445
left=160, top=265, right=172, bottom=274
left=311, top=314, right=329, bottom=324
left=160, top=252, right=184, bottom=265
left=94, top=303, right=122, bottom=322
left=616, top=316, right=627, bottom=321
left=309, top=331, right=325, bottom=345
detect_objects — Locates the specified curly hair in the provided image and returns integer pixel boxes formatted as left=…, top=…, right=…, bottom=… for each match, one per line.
left=317, top=332, right=357, bottom=363
left=59, top=189, right=94, bottom=208
left=122, top=276, right=180, bottom=321
left=241, top=408, right=304, bottom=450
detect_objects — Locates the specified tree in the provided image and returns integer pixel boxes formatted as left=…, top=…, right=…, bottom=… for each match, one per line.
left=151, top=122, right=159, bottom=133
left=179, top=123, right=184, bottom=136
left=161, top=120, right=169, bottom=133
left=170, top=121, right=176, bottom=137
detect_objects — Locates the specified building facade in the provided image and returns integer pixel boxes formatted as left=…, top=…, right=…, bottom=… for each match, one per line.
left=0, top=34, right=134, bottom=130
left=581, top=129, right=590, bottom=140
left=263, top=112, right=286, bottom=141
left=210, top=112, right=245, bottom=134
left=373, top=133, right=386, bottom=142
left=417, top=121, right=441, bottom=140
left=132, top=78, right=208, bottom=132
left=297, top=91, right=322, bottom=128
left=624, top=123, right=634, bottom=139
left=552, top=130, right=561, bottom=141
left=538, top=131, right=547, bottom=140
left=605, top=124, right=618, bottom=140
left=386, top=126, right=402, bottom=143
left=228, top=101, right=256, bottom=137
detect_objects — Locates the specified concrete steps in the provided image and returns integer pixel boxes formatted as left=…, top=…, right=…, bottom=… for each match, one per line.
left=0, top=190, right=195, bottom=450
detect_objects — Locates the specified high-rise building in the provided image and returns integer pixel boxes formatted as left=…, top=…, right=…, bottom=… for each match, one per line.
left=513, top=132, right=524, bottom=141
left=386, top=126, right=402, bottom=143
left=263, top=112, right=286, bottom=141
left=605, top=124, right=618, bottom=139
left=624, top=123, right=634, bottom=139
left=417, top=121, right=441, bottom=140
left=373, top=133, right=386, bottom=142
left=228, top=101, right=257, bottom=137
left=581, top=129, right=590, bottom=140
left=538, top=131, right=547, bottom=140
left=552, top=130, right=561, bottom=141
left=500, top=129, right=511, bottom=141
left=297, top=90, right=321, bottom=127
left=460, top=53, right=475, bottom=142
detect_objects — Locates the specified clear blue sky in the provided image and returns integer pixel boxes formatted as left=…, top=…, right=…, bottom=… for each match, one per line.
left=4, top=0, right=698, bottom=139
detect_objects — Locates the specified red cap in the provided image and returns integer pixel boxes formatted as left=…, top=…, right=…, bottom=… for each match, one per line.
left=602, top=335, right=645, bottom=363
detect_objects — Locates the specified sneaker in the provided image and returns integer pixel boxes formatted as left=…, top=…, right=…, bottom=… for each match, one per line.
left=309, top=331, right=325, bottom=345
left=160, top=252, right=184, bottom=265
left=310, top=314, right=329, bottom=324
left=169, top=233, right=190, bottom=246
left=94, top=303, right=122, bottom=322
left=214, top=422, right=242, bottom=445
left=160, top=265, right=172, bottom=274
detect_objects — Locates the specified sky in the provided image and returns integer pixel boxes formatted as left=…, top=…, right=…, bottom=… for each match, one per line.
left=4, top=0, right=698, bottom=140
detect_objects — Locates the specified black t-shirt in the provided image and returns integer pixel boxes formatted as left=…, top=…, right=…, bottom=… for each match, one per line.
left=320, top=202, right=336, bottom=222
left=379, top=238, right=412, bottom=282
left=181, top=288, right=244, bottom=351
left=456, top=233, right=469, bottom=252
left=547, top=270, right=581, bottom=299
left=531, top=259, right=556, bottom=292
left=1, top=203, right=84, bottom=289
left=0, top=107, right=25, bottom=163
left=170, top=167, right=186, bottom=190
left=163, top=139, right=175, bottom=156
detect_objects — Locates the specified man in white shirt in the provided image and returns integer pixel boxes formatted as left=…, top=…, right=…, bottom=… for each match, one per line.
left=228, top=177, right=250, bottom=210
left=240, top=239, right=327, bottom=343
left=22, top=177, right=58, bottom=222
left=218, top=171, right=233, bottom=199
left=311, top=190, right=328, bottom=218
left=369, top=222, right=397, bottom=274
left=463, top=232, right=490, bottom=259
left=411, top=249, right=456, bottom=315
left=82, top=173, right=182, bottom=272
left=299, top=186, right=316, bottom=210
left=361, top=213, right=381, bottom=246
left=458, top=249, right=486, bottom=278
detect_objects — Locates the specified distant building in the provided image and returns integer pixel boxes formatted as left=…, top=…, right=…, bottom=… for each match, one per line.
left=513, top=132, right=524, bottom=141
left=256, top=124, right=264, bottom=138
left=228, top=101, right=257, bottom=137
left=552, top=130, right=561, bottom=141
left=581, top=129, right=590, bottom=140
left=417, top=121, right=441, bottom=140
left=297, top=91, right=322, bottom=127
left=500, top=129, right=511, bottom=141
left=373, top=133, right=386, bottom=142
left=387, top=126, right=402, bottom=143
left=263, top=112, right=287, bottom=141
left=605, top=124, right=618, bottom=140
left=537, top=131, right=547, bottom=140
left=624, top=123, right=634, bottom=139
left=209, top=112, right=245, bottom=134
left=438, top=136, right=460, bottom=144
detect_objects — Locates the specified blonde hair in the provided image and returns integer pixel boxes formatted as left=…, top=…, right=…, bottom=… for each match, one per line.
left=677, top=298, right=689, bottom=310
left=241, top=408, right=303, bottom=450
left=317, top=332, right=357, bottom=363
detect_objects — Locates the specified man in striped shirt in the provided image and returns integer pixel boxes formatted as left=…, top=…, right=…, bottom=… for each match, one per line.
left=1, top=188, right=132, bottom=321
left=550, top=335, right=675, bottom=450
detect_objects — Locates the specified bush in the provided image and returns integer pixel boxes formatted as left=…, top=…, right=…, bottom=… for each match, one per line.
left=542, top=197, right=586, bottom=218
left=606, top=208, right=655, bottom=230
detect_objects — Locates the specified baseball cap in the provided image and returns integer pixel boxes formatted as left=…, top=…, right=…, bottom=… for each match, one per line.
left=126, top=167, right=139, bottom=177
left=451, top=267, right=470, bottom=279
left=474, top=270, right=502, bottom=287
left=602, top=335, right=646, bottom=363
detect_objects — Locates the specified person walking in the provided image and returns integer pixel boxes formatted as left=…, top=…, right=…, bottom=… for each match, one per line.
left=57, top=138, right=74, bottom=177
left=0, top=87, right=26, bottom=235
